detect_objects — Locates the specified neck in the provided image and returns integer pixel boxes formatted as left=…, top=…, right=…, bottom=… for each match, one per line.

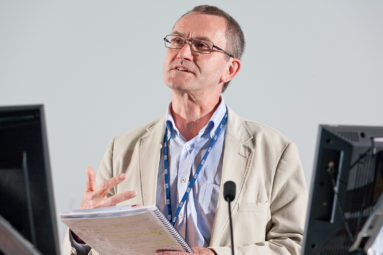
left=170, top=92, right=221, bottom=141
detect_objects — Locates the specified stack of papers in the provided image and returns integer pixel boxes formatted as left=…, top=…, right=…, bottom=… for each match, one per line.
left=60, top=205, right=192, bottom=255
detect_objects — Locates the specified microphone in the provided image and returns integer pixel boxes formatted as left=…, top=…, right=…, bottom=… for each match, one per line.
left=223, top=181, right=236, bottom=255
left=224, top=181, right=236, bottom=202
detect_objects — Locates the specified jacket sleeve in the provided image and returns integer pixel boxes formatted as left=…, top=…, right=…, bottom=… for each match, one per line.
left=210, top=143, right=308, bottom=255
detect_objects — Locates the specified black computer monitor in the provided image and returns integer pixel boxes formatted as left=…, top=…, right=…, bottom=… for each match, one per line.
left=0, top=105, right=60, bottom=255
left=303, top=125, right=383, bottom=255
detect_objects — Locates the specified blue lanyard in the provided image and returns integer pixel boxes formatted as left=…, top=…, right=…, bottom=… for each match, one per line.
left=163, top=108, right=228, bottom=225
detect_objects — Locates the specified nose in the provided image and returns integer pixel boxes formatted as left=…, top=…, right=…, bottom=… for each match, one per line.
left=176, top=42, right=194, bottom=61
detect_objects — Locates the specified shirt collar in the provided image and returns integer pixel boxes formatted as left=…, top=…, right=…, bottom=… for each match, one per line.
left=165, top=97, right=226, bottom=141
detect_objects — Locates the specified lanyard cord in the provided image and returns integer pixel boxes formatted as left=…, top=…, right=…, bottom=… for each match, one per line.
left=163, top=108, right=228, bottom=225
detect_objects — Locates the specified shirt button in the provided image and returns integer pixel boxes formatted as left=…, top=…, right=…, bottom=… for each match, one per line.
left=181, top=177, right=187, bottom=183
left=179, top=213, right=184, bottom=219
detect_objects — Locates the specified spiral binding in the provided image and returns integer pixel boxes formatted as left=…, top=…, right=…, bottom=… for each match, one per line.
left=152, top=208, right=193, bottom=253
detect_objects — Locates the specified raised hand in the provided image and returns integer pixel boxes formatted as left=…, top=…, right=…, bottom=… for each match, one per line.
left=80, top=167, right=136, bottom=209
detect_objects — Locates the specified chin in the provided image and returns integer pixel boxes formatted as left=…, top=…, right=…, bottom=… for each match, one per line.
left=165, top=77, right=192, bottom=91
left=166, top=83, right=191, bottom=92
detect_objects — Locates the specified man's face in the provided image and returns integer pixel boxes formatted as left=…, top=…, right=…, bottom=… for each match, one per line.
left=163, top=13, right=230, bottom=94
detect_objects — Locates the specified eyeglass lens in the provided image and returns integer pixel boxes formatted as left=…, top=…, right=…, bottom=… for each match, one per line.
left=165, top=35, right=213, bottom=54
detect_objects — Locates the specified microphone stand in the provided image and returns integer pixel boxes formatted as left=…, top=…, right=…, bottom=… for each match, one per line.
left=224, top=181, right=236, bottom=255
left=227, top=199, right=235, bottom=255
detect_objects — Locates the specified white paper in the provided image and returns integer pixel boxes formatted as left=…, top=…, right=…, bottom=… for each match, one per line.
left=60, top=205, right=192, bottom=255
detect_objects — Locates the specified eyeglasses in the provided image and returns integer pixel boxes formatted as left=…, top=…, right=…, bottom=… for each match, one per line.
left=163, top=34, right=233, bottom=58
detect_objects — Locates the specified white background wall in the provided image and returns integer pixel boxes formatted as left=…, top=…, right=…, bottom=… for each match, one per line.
left=1, top=0, right=382, bottom=250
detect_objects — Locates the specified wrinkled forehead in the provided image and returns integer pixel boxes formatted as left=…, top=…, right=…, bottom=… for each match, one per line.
left=171, top=13, right=227, bottom=43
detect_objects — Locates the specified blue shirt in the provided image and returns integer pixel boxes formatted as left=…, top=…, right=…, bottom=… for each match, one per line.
left=156, top=99, right=227, bottom=247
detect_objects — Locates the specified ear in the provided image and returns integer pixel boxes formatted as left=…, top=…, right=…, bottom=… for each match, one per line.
left=220, top=58, right=241, bottom=84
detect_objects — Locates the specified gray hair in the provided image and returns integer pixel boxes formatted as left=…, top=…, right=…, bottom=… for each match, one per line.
left=180, top=5, right=245, bottom=92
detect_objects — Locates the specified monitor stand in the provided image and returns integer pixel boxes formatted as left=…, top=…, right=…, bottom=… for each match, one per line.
left=349, top=192, right=383, bottom=253
left=0, top=215, right=41, bottom=255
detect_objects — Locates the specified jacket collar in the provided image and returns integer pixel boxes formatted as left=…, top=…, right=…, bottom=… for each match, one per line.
left=138, top=116, right=165, bottom=206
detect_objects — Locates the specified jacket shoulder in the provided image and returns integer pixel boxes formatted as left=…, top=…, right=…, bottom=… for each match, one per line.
left=228, top=106, right=293, bottom=150
left=111, top=117, right=164, bottom=150
left=243, top=119, right=292, bottom=146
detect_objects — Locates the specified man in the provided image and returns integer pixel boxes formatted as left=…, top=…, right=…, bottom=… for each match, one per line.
left=64, top=5, right=308, bottom=255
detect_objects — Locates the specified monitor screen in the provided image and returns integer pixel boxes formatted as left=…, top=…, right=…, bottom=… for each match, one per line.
left=303, top=125, right=383, bottom=255
left=0, top=105, right=60, bottom=255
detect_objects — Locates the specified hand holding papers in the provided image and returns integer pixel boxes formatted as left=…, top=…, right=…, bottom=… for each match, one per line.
left=60, top=205, right=192, bottom=255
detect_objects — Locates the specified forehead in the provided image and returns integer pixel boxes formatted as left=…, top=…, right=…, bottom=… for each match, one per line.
left=172, top=13, right=227, bottom=43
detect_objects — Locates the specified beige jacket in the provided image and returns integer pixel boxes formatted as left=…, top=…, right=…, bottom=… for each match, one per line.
left=63, top=107, right=308, bottom=255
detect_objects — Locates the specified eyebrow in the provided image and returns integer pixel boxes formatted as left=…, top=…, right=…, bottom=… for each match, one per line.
left=172, top=30, right=212, bottom=42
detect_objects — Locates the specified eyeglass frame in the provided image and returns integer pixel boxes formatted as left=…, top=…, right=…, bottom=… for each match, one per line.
left=163, top=34, right=234, bottom=58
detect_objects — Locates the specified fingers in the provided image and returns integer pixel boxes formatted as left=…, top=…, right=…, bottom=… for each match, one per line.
left=82, top=167, right=135, bottom=210
left=85, top=167, right=96, bottom=192
left=192, top=247, right=215, bottom=254
left=100, top=190, right=137, bottom=207
left=94, top=173, right=126, bottom=197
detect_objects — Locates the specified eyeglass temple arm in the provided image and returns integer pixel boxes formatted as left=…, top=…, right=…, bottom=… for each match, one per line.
left=213, top=45, right=233, bottom=58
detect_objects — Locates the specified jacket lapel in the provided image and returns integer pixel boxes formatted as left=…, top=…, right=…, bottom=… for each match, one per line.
left=138, top=117, right=166, bottom=206
left=209, top=107, right=254, bottom=246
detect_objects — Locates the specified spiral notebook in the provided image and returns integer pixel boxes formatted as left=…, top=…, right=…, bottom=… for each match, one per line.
left=60, top=205, right=192, bottom=255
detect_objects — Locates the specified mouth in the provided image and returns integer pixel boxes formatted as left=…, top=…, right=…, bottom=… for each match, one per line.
left=172, top=65, right=194, bottom=74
